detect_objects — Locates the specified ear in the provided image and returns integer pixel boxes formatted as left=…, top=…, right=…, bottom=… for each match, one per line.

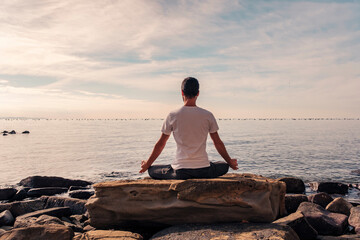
left=181, top=91, right=185, bottom=96
left=197, top=91, right=200, bottom=96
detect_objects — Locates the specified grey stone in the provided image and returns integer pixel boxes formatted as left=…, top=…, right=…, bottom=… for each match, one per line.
left=298, top=202, right=348, bottom=236
left=42, top=196, right=87, bottom=215
left=19, top=176, right=91, bottom=188
left=308, top=192, right=333, bottom=208
left=27, top=187, right=68, bottom=197
left=10, top=189, right=27, bottom=201
left=69, top=186, right=90, bottom=191
left=0, top=210, right=14, bottom=226
left=274, top=211, right=318, bottom=240
left=150, top=223, right=300, bottom=240
left=326, top=197, right=353, bottom=216
left=285, top=194, right=308, bottom=214
left=278, top=177, right=305, bottom=193
left=0, top=188, right=17, bottom=201
left=69, top=190, right=94, bottom=200
left=0, top=199, right=45, bottom=217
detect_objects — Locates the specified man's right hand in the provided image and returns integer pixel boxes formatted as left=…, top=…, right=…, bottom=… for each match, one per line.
left=228, top=158, right=238, bottom=170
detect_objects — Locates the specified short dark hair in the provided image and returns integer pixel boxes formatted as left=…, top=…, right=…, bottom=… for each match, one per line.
left=181, top=77, right=199, bottom=98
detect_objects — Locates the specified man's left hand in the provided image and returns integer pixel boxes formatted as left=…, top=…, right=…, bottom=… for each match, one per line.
left=139, top=160, right=150, bottom=173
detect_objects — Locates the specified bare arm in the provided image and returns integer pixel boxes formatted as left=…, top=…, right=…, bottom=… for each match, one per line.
left=139, top=133, right=170, bottom=173
left=210, top=131, right=238, bottom=170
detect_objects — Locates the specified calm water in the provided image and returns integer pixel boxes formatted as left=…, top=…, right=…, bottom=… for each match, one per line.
left=1, top=119, right=359, bottom=188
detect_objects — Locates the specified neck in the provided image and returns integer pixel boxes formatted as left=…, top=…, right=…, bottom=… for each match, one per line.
left=183, top=97, right=197, bottom=107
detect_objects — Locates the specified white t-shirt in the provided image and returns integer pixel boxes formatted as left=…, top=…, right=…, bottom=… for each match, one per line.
left=161, top=106, right=219, bottom=170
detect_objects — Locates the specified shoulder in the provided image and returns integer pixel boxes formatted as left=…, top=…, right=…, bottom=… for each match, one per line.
left=196, top=107, right=216, bottom=117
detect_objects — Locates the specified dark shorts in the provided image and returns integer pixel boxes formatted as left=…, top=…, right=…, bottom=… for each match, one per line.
left=148, top=162, right=229, bottom=180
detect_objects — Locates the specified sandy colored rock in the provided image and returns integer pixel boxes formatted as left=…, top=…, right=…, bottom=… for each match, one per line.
left=349, top=206, right=360, bottom=233
left=87, top=174, right=286, bottom=228
left=326, top=197, right=353, bottom=216
left=0, top=224, right=74, bottom=240
left=73, top=230, right=143, bottom=240
left=150, top=223, right=299, bottom=240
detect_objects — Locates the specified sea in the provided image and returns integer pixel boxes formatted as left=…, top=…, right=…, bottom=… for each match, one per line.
left=1, top=118, right=359, bottom=189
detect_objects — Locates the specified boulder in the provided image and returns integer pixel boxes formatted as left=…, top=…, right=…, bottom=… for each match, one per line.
left=27, top=187, right=68, bottom=197
left=273, top=211, right=318, bottom=240
left=42, top=196, right=87, bottom=215
left=22, top=131, right=30, bottom=134
left=278, top=177, right=305, bottom=193
left=0, top=199, right=45, bottom=217
left=73, top=230, right=143, bottom=240
left=349, top=206, right=360, bottom=233
left=86, top=174, right=286, bottom=228
left=2, top=133, right=7, bottom=136
left=15, top=207, right=71, bottom=220
left=150, top=223, right=299, bottom=240
left=0, top=210, right=14, bottom=226
left=0, top=188, right=17, bottom=201
left=10, top=189, right=27, bottom=201
left=318, top=182, right=348, bottom=195
left=326, top=197, right=353, bottom=216
left=308, top=192, right=333, bottom=208
left=0, top=224, right=74, bottom=240
left=19, top=176, right=92, bottom=188
left=69, top=190, right=94, bottom=200
left=285, top=194, right=308, bottom=214
left=14, top=214, right=64, bottom=228
left=298, top=202, right=348, bottom=235
left=9, top=130, right=16, bottom=134
left=317, top=234, right=360, bottom=239
left=69, top=186, right=90, bottom=191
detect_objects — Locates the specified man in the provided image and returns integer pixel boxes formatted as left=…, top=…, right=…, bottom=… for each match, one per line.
left=139, top=77, right=238, bottom=179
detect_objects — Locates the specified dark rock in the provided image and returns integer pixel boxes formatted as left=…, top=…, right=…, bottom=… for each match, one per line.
left=9, top=130, right=16, bottom=134
left=150, top=223, right=300, bottom=240
left=2, top=133, right=7, bottom=136
left=16, top=207, right=71, bottom=220
left=22, top=131, right=30, bottom=134
left=285, top=194, right=308, bottom=214
left=10, top=189, right=27, bottom=201
left=19, top=176, right=92, bottom=188
left=0, top=224, right=74, bottom=240
left=274, top=211, right=318, bottom=240
left=308, top=192, right=333, bottom=208
left=69, top=186, right=90, bottom=191
left=278, top=177, right=305, bottom=193
left=318, top=182, right=348, bottom=195
left=41, top=196, right=87, bottom=215
left=69, top=190, right=94, bottom=200
left=14, top=214, right=64, bottom=228
left=73, top=230, right=143, bottom=240
left=0, top=188, right=17, bottom=201
left=349, top=207, right=360, bottom=233
left=27, top=187, right=68, bottom=197
left=2, top=131, right=8, bottom=134
left=298, top=202, right=348, bottom=236
left=0, top=210, right=14, bottom=226
left=0, top=199, right=45, bottom=217
left=317, top=234, right=360, bottom=239
left=70, top=214, right=88, bottom=224
left=326, top=197, right=353, bottom=216
left=62, top=219, right=83, bottom=233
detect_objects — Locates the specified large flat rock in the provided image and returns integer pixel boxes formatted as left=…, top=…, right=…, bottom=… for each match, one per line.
left=87, top=173, right=286, bottom=228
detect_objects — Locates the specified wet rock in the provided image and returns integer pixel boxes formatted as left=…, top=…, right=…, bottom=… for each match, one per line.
left=0, top=199, right=45, bottom=217
left=0, top=224, right=74, bottom=240
left=22, top=131, right=30, bottom=134
left=285, top=194, right=308, bottom=214
left=2, top=133, right=7, bottom=136
left=27, top=187, right=68, bottom=197
left=308, top=192, right=333, bottom=208
left=42, top=196, right=87, bottom=215
left=150, top=223, right=299, bottom=240
left=326, top=197, right=353, bottom=216
left=19, top=176, right=92, bottom=188
left=74, top=230, right=143, bottom=240
left=10, top=189, right=27, bottom=201
left=69, top=186, right=90, bottom=191
left=274, top=211, right=318, bottom=240
left=14, top=214, right=64, bottom=228
left=15, top=207, right=71, bottom=220
left=349, top=206, right=360, bottom=233
left=69, top=190, right=94, bottom=200
left=278, top=177, right=305, bottom=193
left=9, top=130, right=16, bottom=134
left=318, top=182, right=348, bottom=195
left=0, top=210, right=14, bottom=226
left=87, top=174, right=286, bottom=228
left=2, top=131, right=8, bottom=134
left=0, top=188, right=17, bottom=201
left=61, top=218, right=83, bottom=233
left=298, top=202, right=348, bottom=236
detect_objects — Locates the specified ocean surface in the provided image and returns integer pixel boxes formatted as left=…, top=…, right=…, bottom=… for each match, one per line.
left=1, top=119, right=359, bottom=188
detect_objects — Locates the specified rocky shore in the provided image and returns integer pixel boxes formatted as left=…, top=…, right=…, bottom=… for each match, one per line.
left=0, top=174, right=359, bottom=240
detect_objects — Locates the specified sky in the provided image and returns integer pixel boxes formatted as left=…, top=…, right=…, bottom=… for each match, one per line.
left=0, top=0, right=359, bottom=119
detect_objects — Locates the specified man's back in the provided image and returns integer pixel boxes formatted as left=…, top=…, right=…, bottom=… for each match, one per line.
left=162, top=106, right=218, bottom=169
